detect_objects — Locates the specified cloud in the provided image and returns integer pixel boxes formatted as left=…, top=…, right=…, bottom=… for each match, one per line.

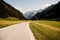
left=14, top=6, right=20, bottom=10
left=41, top=3, right=51, bottom=9
left=14, top=6, right=29, bottom=13
left=14, top=3, right=52, bottom=13
left=14, top=6, right=24, bottom=13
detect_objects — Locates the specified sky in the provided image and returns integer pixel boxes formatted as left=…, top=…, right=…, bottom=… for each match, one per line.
left=4, top=0, right=60, bottom=13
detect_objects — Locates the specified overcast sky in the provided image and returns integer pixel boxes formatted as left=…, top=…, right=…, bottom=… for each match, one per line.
left=4, top=0, right=60, bottom=13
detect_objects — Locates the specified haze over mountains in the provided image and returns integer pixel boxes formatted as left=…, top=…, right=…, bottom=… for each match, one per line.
left=24, top=1, right=60, bottom=21
left=0, top=0, right=26, bottom=20
left=24, top=9, right=43, bottom=19
left=31, top=2, right=60, bottom=20
left=0, top=0, right=60, bottom=20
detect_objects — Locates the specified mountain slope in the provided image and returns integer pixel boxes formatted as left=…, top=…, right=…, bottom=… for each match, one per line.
left=24, top=9, right=43, bottom=19
left=24, top=11, right=37, bottom=19
left=0, top=0, right=26, bottom=20
left=41, top=2, right=60, bottom=20
left=31, top=2, right=60, bottom=20
left=31, top=4, right=55, bottom=20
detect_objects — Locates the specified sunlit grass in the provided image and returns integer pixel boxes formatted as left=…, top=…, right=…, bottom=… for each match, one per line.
left=33, top=20, right=60, bottom=28
left=0, top=17, right=20, bottom=21
left=0, top=20, right=22, bottom=28
left=29, top=20, right=60, bottom=40
left=0, top=17, right=26, bottom=29
left=30, top=22, right=60, bottom=40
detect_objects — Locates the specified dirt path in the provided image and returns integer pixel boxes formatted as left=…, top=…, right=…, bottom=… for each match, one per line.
left=36, top=23, right=60, bottom=31
left=0, top=22, right=35, bottom=40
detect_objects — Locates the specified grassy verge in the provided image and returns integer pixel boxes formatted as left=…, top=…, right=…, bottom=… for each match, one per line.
left=33, top=20, right=60, bottom=28
left=0, top=20, right=21, bottom=28
left=29, top=22, right=60, bottom=40
left=0, top=17, right=20, bottom=21
left=0, top=17, right=26, bottom=29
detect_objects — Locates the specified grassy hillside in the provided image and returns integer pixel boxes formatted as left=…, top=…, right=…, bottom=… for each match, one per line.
left=29, top=20, right=60, bottom=40
left=0, top=0, right=27, bottom=28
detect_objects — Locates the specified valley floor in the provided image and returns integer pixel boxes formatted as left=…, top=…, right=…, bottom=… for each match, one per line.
left=0, top=22, right=35, bottom=40
left=36, top=23, right=60, bottom=31
left=0, top=20, right=60, bottom=40
left=30, top=20, right=60, bottom=40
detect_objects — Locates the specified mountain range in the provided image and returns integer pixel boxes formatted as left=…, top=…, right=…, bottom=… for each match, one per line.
left=31, top=2, right=60, bottom=21
left=24, top=9, right=43, bottom=19
left=0, top=0, right=60, bottom=21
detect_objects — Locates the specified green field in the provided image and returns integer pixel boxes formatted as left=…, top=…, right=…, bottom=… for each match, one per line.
left=0, top=17, right=26, bottom=29
left=33, top=20, right=60, bottom=28
left=29, top=20, right=60, bottom=40
left=0, top=18, right=60, bottom=40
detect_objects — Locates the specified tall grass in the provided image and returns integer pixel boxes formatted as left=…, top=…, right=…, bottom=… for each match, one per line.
left=0, top=17, right=25, bottom=29
left=0, top=20, right=21, bottom=28
left=29, top=22, right=60, bottom=40
left=0, top=17, right=20, bottom=21
left=34, top=20, right=60, bottom=28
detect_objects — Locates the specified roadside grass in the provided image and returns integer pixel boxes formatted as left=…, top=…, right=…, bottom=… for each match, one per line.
left=29, top=22, right=60, bottom=40
left=33, top=20, right=60, bottom=28
left=0, top=17, right=20, bottom=21
left=0, top=20, right=21, bottom=28
left=0, top=17, right=26, bottom=29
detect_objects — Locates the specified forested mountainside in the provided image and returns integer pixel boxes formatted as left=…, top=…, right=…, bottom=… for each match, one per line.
left=0, top=0, right=26, bottom=20
left=31, top=2, right=60, bottom=21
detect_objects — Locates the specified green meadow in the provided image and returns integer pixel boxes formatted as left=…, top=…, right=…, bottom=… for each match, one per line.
left=0, top=17, right=26, bottom=29
left=29, top=20, right=60, bottom=40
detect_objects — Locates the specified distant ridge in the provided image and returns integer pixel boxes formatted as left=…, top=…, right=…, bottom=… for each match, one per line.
left=31, top=2, right=60, bottom=21
left=0, top=0, right=26, bottom=20
left=24, top=9, right=43, bottom=19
